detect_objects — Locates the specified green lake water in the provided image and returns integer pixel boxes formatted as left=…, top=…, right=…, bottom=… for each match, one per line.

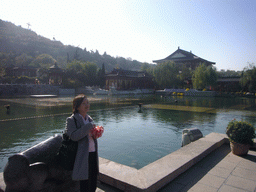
left=1, top=95, right=256, bottom=172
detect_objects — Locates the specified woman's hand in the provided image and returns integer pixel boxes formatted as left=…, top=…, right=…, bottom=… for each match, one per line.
left=90, top=126, right=104, bottom=139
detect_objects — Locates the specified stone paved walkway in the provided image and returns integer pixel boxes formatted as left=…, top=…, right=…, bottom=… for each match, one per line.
left=158, top=144, right=256, bottom=192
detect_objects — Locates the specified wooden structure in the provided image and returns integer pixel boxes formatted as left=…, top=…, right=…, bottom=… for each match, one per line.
left=5, top=65, right=37, bottom=77
left=216, top=77, right=241, bottom=92
left=48, top=63, right=63, bottom=85
left=153, top=47, right=215, bottom=70
left=105, top=68, right=154, bottom=90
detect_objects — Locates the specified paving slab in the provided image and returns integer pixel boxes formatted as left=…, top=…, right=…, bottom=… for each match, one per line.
left=225, top=175, right=256, bottom=191
left=197, top=174, right=226, bottom=189
left=207, top=166, right=233, bottom=178
left=232, top=167, right=256, bottom=181
left=218, top=185, right=246, bottom=192
left=187, top=183, right=218, bottom=192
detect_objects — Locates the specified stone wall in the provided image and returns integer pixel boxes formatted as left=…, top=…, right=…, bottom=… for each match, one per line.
left=0, top=84, right=60, bottom=96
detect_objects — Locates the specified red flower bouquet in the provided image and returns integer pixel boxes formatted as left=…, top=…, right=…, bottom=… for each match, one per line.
left=90, top=126, right=104, bottom=139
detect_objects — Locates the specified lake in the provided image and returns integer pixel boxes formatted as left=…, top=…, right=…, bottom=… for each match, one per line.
left=1, top=95, right=256, bottom=172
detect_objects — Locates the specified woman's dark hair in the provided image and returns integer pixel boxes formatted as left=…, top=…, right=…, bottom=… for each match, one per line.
left=73, top=94, right=86, bottom=114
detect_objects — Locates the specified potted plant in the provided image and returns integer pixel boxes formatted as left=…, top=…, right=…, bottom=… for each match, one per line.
left=226, top=119, right=256, bottom=155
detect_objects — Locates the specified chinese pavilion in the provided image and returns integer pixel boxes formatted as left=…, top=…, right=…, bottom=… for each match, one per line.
left=153, top=47, right=215, bottom=70
left=49, top=63, right=63, bottom=85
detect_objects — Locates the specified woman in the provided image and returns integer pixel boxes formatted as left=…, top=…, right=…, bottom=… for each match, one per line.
left=65, top=94, right=99, bottom=192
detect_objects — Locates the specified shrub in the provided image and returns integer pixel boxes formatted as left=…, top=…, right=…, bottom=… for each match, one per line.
left=226, top=120, right=256, bottom=145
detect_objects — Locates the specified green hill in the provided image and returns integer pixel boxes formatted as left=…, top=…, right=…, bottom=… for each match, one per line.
left=0, top=19, right=144, bottom=72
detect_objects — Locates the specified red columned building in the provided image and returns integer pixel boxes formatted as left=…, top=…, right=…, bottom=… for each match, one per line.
left=105, top=68, right=154, bottom=90
left=216, top=77, right=241, bottom=92
left=153, top=47, right=215, bottom=70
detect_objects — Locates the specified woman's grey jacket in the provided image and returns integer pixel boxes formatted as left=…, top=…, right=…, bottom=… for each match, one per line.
left=65, top=113, right=99, bottom=180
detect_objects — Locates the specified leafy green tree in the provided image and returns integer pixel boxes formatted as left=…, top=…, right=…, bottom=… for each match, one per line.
left=217, top=69, right=242, bottom=77
left=116, top=57, right=127, bottom=70
left=15, top=53, right=33, bottom=67
left=0, top=52, right=17, bottom=67
left=66, top=60, right=83, bottom=72
left=141, top=63, right=152, bottom=72
left=240, top=63, right=256, bottom=92
left=141, top=63, right=155, bottom=81
left=207, top=66, right=218, bottom=88
left=63, top=60, right=84, bottom=88
left=192, top=63, right=217, bottom=90
left=153, top=61, right=180, bottom=89
left=192, top=64, right=207, bottom=89
left=97, top=63, right=106, bottom=88
left=177, top=64, right=192, bottom=88
left=63, top=60, right=99, bottom=88
left=83, top=62, right=98, bottom=86
left=56, top=56, right=67, bottom=68
left=30, top=54, right=56, bottom=68
left=73, top=48, right=81, bottom=61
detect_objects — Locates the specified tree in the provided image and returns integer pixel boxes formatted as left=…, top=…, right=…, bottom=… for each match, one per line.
left=83, top=62, right=98, bottom=86
left=63, top=60, right=99, bottom=88
left=207, top=66, right=218, bottom=89
left=177, top=64, right=192, bottom=88
left=141, top=62, right=155, bottom=77
left=141, top=63, right=151, bottom=71
left=97, top=63, right=106, bottom=88
left=15, top=53, right=33, bottom=67
left=153, top=61, right=180, bottom=89
left=240, top=63, right=256, bottom=92
left=63, top=60, right=84, bottom=88
left=73, top=48, right=81, bottom=61
left=192, top=63, right=217, bottom=90
left=217, top=69, right=242, bottom=77
left=66, top=60, right=83, bottom=72
left=30, top=54, right=56, bottom=68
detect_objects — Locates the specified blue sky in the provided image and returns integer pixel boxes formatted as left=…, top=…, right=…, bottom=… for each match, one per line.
left=1, top=0, right=256, bottom=71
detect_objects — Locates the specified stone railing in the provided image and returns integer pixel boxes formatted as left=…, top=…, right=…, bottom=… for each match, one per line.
left=3, top=135, right=79, bottom=192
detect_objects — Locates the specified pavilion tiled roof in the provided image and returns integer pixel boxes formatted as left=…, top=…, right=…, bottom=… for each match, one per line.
left=106, top=68, right=151, bottom=78
left=153, top=47, right=215, bottom=65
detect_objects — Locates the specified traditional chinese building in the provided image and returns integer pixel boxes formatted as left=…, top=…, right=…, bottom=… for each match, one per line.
left=5, top=65, right=37, bottom=77
left=153, top=47, right=215, bottom=70
left=49, top=63, right=63, bottom=85
left=216, top=77, right=241, bottom=92
left=105, top=68, right=154, bottom=90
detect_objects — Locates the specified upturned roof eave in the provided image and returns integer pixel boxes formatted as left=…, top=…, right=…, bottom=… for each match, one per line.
left=153, top=48, right=215, bottom=64
left=153, top=58, right=215, bottom=65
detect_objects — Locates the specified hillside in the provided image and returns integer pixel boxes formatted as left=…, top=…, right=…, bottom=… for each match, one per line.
left=0, top=19, right=144, bottom=72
